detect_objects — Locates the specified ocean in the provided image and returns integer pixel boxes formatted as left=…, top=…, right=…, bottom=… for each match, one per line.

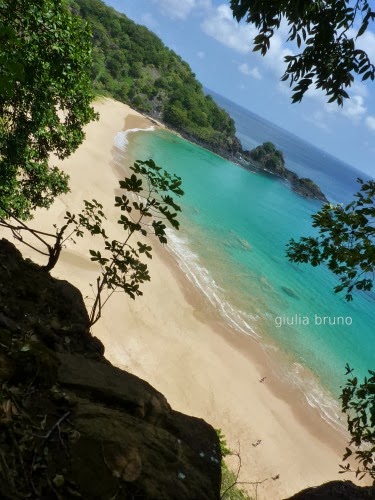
left=119, top=93, right=374, bottom=431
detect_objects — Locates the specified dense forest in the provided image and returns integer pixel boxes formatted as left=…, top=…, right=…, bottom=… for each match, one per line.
left=69, top=0, right=239, bottom=153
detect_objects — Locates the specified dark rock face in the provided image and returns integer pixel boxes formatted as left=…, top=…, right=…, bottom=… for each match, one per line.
left=0, top=237, right=103, bottom=357
left=0, top=238, right=221, bottom=499
left=242, top=143, right=328, bottom=202
left=184, top=137, right=328, bottom=203
left=56, top=353, right=221, bottom=500
left=286, top=480, right=375, bottom=499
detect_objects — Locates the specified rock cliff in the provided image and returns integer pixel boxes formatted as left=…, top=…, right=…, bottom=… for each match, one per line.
left=0, top=238, right=221, bottom=499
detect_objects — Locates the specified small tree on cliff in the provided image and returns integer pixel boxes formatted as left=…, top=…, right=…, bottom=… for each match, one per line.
left=85, top=158, right=183, bottom=326
left=0, top=158, right=184, bottom=326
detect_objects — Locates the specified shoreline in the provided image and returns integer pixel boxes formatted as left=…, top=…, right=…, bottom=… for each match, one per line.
left=108, top=104, right=359, bottom=497
left=154, top=238, right=347, bottom=446
left=120, top=119, right=345, bottom=433
left=1, top=98, right=365, bottom=499
left=161, top=229, right=348, bottom=435
left=142, top=112, right=328, bottom=202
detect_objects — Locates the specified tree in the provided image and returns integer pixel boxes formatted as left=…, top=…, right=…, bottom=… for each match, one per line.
left=340, top=364, right=375, bottom=483
left=0, top=159, right=183, bottom=326
left=230, top=0, right=375, bottom=105
left=87, top=159, right=183, bottom=326
left=287, top=179, right=375, bottom=300
left=0, top=0, right=97, bottom=220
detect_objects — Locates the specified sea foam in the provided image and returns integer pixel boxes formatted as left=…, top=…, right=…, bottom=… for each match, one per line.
left=287, top=362, right=347, bottom=433
left=114, top=127, right=155, bottom=150
left=165, top=228, right=261, bottom=340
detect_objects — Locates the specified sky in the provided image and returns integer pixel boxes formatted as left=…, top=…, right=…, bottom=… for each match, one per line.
left=104, top=0, right=375, bottom=177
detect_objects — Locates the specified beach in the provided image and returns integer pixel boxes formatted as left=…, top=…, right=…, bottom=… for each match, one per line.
left=1, top=98, right=360, bottom=499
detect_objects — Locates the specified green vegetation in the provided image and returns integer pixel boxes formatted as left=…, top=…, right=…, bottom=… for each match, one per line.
left=69, top=0, right=238, bottom=152
left=248, top=141, right=286, bottom=175
left=2, top=0, right=374, bottom=492
left=217, top=430, right=252, bottom=500
left=221, top=463, right=252, bottom=500
left=0, top=0, right=97, bottom=219
left=287, top=179, right=375, bottom=300
left=230, top=0, right=375, bottom=105
left=340, top=365, right=375, bottom=482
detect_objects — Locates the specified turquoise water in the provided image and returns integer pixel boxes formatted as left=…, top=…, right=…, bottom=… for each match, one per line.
left=124, top=128, right=374, bottom=428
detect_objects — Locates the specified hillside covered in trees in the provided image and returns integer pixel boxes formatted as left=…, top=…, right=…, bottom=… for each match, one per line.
left=69, top=0, right=239, bottom=154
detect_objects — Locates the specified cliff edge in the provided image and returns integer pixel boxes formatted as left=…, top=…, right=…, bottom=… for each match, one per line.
left=0, top=238, right=221, bottom=499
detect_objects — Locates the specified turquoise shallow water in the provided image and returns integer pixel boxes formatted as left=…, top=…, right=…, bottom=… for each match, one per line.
left=123, top=128, right=374, bottom=428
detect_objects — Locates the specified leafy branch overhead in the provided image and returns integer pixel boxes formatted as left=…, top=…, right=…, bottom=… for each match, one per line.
left=287, top=179, right=375, bottom=301
left=340, top=364, right=375, bottom=482
left=230, top=0, right=375, bottom=104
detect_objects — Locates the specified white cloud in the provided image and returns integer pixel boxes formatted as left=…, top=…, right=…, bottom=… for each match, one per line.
left=305, top=82, right=327, bottom=102
left=153, top=0, right=211, bottom=20
left=350, top=80, right=369, bottom=98
left=201, top=4, right=294, bottom=83
left=201, top=4, right=255, bottom=54
left=365, top=115, right=375, bottom=131
left=300, top=75, right=367, bottom=124
left=238, top=63, right=262, bottom=79
left=341, top=95, right=366, bottom=120
left=353, top=29, right=375, bottom=65
left=276, top=80, right=291, bottom=97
